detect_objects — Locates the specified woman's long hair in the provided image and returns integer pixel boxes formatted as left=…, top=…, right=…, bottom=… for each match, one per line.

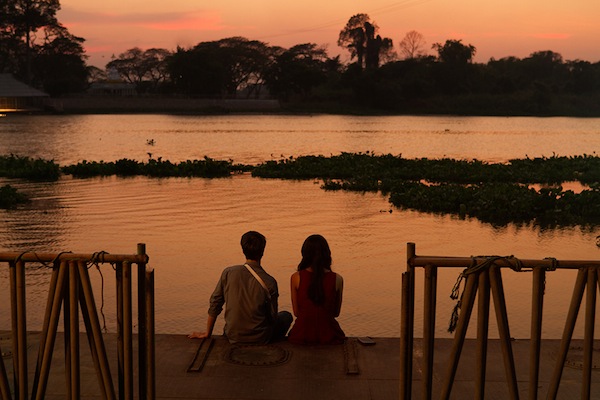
left=298, top=234, right=332, bottom=305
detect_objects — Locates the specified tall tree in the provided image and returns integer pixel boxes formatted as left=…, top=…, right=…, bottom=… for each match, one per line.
left=33, top=23, right=87, bottom=95
left=0, top=0, right=88, bottom=92
left=264, top=43, right=333, bottom=101
left=107, top=47, right=172, bottom=92
left=399, top=30, right=427, bottom=59
left=2, top=0, right=61, bottom=82
left=338, top=13, right=394, bottom=70
left=167, top=37, right=272, bottom=98
left=432, top=39, right=476, bottom=64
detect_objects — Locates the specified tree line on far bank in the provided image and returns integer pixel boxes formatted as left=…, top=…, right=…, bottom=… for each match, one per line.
left=2, top=4, right=600, bottom=115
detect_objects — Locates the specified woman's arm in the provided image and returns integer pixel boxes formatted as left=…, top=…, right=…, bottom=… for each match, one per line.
left=334, top=273, right=344, bottom=317
left=290, top=272, right=300, bottom=317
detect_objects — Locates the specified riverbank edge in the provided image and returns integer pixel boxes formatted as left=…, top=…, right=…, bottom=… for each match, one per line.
left=23, top=94, right=600, bottom=117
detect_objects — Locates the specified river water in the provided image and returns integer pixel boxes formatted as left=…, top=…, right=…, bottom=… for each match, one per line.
left=1, top=114, right=600, bottom=338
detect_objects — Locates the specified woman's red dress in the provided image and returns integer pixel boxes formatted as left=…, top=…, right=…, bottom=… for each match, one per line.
left=288, top=270, right=346, bottom=345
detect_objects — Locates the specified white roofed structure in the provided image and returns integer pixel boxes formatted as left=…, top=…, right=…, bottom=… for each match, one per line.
left=0, top=73, right=48, bottom=112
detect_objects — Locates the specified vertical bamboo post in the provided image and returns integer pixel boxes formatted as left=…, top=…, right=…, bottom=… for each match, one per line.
left=400, top=272, right=410, bottom=400
left=36, top=261, right=68, bottom=400
left=116, top=262, right=124, bottom=400
left=547, top=268, right=587, bottom=399
left=400, top=242, right=416, bottom=400
left=123, top=261, right=134, bottom=400
left=9, top=261, right=19, bottom=400
left=15, top=260, right=27, bottom=400
left=32, top=264, right=60, bottom=399
left=63, top=265, right=72, bottom=400
left=78, top=285, right=108, bottom=400
left=582, top=267, right=596, bottom=400
left=0, top=344, right=11, bottom=400
left=440, top=273, right=479, bottom=400
left=68, top=261, right=80, bottom=400
left=529, top=267, right=545, bottom=400
left=476, top=269, right=490, bottom=400
left=407, top=243, right=415, bottom=399
left=422, top=264, right=437, bottom=400
left=489, top=266, right=519, bottom=400
left=77, top=261, right=116, bottom=400
left=145, top=264, right=156, bottom=400
left=137, top=244, right=147, bottom=400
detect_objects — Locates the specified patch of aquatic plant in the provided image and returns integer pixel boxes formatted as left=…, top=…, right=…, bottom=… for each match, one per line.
left=0, top=155, right=60, bottom=181
left=62, top=157, right=245, bottom=178
left=507, top=154, right=600, bottom=184
left=253, top=153, right=600, bottom=185
left=0, top=184, right=28, bottom=208
left=387, top=181, right=600, bottom=226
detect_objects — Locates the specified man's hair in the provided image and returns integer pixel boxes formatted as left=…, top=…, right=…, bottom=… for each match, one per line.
left=241, top=231, right=266, bottom=261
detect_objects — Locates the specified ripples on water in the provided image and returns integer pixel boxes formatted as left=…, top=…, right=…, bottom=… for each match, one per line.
left=1, top=114, right=600, bottom=338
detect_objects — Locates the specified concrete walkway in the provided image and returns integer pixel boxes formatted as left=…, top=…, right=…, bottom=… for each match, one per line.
left=2, top=333, right=600, bottom=399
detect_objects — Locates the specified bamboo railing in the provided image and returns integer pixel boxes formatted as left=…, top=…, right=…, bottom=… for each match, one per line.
left=0, top=244, right=154, bottom=400
left=400, top=242, right=600, bottom=400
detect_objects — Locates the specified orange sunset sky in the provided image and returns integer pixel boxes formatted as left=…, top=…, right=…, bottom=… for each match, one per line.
left=58, top=0, right=600, bottom=68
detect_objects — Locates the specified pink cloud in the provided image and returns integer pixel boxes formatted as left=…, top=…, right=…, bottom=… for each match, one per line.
left=141, top=13, right=225, bottom=31
left=530, top=33, right=571, bottom=40
left=59, top=7, right=226, bottom=31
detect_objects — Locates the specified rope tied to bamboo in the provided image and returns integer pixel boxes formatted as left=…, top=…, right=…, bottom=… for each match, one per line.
left=88, top=251, right=112, bottom=332
left=448, top=255, right=524, bottom=333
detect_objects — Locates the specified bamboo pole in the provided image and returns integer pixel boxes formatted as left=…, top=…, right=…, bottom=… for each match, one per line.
left=440, top=273, right=479, bottom=400
left=78, top=261, right=116, bottom=400
left=582, top=267, right=596, bottom=400
left=489, top=266, right=519, bottom=400
left=123, top=261, right=134, bottom=400
left=0, top=252, right=147, bottom=264
left=530, top=267, right=545, bottom=400
left=8, top=262, right=19, bottom=400
left=32, top=264, right=60, bottom=399
left=68, top=261, right=80, bottom=400
left=116, top=262, right=124, bottom=400
left=411, top=256, right=600, bottom=269
left=15, top=260, right=27, bottom=400
left=400, top=242, right=416, bottom=400
left=137, top=243, right=147, bottom=400
left=476, top=269, right=490, bottom=400
left=0, top=344, right=11, bottom=400
left=145, top=264, right=156, bottom=400
left=36, top=262, right=68, bottom=400
left=63, top=266, right=71, bottom=400
left=400, top=272, right=410, bottom=400
left=78, top=283, right=108, bottom=400
left=406, top=243, right=415, bottom=400
left=547, top=268, right=587, bottom=399
left=422, top=264, right=437, bottom=400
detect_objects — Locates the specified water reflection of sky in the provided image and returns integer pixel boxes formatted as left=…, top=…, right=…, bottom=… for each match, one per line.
left=1, top=114, right=600, bottom=165
left=1, top=115, right=600, bottom=338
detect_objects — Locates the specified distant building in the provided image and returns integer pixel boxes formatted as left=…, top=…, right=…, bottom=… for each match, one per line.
left=87, top=67, right=137, bottom=96
left=0, top=73, right=49, bottom=112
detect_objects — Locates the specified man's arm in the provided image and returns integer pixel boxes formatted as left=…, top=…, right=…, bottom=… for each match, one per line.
left=189, top=270, right=225, bottom=339
left=188, top=314, right=216, bottom=339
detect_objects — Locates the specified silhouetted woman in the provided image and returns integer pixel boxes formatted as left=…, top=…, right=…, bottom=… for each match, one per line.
left=288, top=234, right=346, bottom=345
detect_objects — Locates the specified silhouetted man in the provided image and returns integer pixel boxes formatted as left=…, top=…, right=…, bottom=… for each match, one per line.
left=189, top=231, right=292, bottom=343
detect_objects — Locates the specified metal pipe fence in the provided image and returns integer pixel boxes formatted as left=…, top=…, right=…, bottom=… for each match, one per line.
left=0, top=244, right=154, bottom=400
left=401, top=242, right=600, bottom=400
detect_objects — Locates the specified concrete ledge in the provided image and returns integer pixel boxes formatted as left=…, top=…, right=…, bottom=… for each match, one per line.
left=2, top=333, right=599, bottom=399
